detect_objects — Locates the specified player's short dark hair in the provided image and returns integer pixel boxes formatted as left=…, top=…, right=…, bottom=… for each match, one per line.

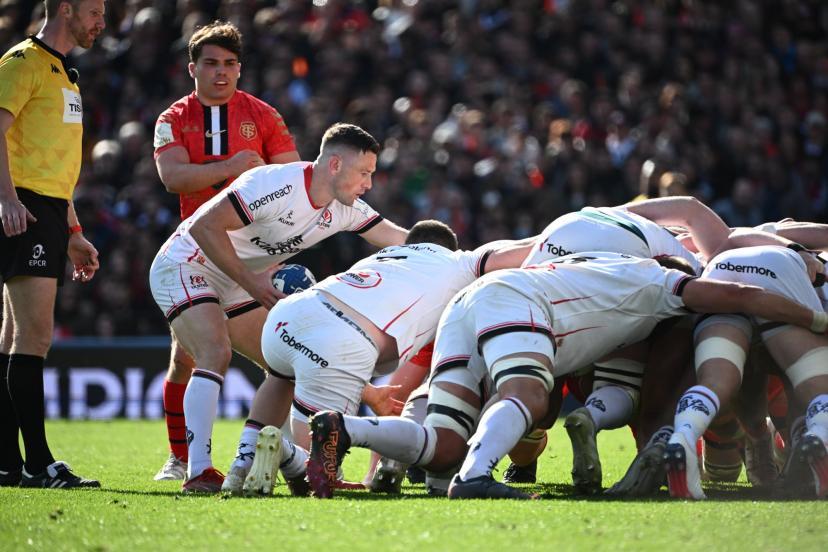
left=188, top=21, right=242, bottom=63
left=655, top=255, right=696, bottom=276
left=44, top=0, right=79, bottom=19
left=320, top=123, right=380, bottom=155
left=405, top=220, right=458, bottom=251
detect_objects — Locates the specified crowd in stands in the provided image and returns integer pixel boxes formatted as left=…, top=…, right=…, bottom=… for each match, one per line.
left=1, top=0, right=826, bottom=337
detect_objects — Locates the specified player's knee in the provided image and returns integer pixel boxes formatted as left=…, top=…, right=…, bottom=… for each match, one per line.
left=694, top=336, right=747, bottom=382
left=423, top=427, right=465, bottom=472
left=786, top=347, right=828, bottom=392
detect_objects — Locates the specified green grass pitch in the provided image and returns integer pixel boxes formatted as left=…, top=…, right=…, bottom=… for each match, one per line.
left=1, top=420, right=826, bottom=551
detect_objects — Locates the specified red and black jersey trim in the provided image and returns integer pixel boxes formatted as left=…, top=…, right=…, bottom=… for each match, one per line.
left=673, top=275, right=696, bottom=297
left=227, top=191, right=252, bottom=225
left=354, top=215, right=383, bottom=234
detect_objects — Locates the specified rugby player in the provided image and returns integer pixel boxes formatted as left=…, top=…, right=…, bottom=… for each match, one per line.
left=148, top=123, right=407, bottom=493
left=665, top=244, right=828, bottom=499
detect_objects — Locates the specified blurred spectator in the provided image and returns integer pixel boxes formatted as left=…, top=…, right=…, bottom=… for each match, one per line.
left=0, top=0, right=825, bottom=337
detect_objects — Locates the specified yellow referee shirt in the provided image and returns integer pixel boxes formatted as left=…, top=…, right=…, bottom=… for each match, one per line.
left=0, top=37, right=82, bottom=200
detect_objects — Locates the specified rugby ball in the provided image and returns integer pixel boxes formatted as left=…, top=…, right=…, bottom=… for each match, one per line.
left=272, top=264, right=316, bottom=294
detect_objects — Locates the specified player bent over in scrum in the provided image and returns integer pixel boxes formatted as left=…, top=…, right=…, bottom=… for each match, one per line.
left=665, top=244, right=828, bottom=499
left=223, top=221, right=534, bottom=495
left=307, top=252, right=828, bottom=498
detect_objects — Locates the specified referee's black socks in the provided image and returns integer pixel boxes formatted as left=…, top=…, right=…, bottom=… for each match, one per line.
left=7, top=353, right=55, bottom=474
left=0, top=352, right=24, bottom=471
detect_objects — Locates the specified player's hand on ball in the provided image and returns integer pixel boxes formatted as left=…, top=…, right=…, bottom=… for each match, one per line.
left=249, top=264, right=287, bottom=309
left=361, top=384, right=404, bottom=416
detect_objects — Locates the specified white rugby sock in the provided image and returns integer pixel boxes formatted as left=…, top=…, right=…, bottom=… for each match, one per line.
left=459, top=398, right=531, bottom=480
left=585, top=385, right=636, bottom=431
left=184, top=369, right=223, bottom=479
left=646, top=425, right=674, bottom=447
left=344, top=416, right=433, bottom=465
left=671, top=385, right=720, bottom=446
left=279, top=438, right=308, bottom=479
left=805, top=394, right=828, bottom=445
left=230, top=422, right=262, bottom=471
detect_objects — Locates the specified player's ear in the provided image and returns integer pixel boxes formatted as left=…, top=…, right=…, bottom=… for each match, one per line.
left=328, top=153, right=341, bottom=174
left=61, top=0, right=73, bottom=19
left=187, top=62, right=196, bottom=79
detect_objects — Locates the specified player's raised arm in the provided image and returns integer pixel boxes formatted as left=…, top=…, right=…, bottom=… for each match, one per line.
left=621, top=196, right=730, bottom=261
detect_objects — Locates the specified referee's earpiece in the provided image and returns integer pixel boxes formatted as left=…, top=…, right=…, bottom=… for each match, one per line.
left=67, top=68, right=79, bottom=84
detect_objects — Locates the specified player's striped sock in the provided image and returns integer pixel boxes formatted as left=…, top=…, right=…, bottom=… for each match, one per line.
left=184, top=369, right=223, bottom=479
left=230, top=419, right=264, bottom=471
left=279, top=438, right=308, bottom=479
left=673, top=385, right=720, bottom=446
left=162, top=380, right=188, bottom=461
left=585, top=385, right=636, bottom=431
left=805, top=394, right=828, bottom=445
left=0, top=353, right=23, bottom=471
left=459, top=397, right=532, bottom=481
left=343, top=416, right=431, bottom=465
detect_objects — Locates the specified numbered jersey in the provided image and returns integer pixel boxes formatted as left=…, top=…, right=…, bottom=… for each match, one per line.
left=488, top=252, right=693, bottom=375
left=315, top=244, right=488, bottom=363
left=524, top=206, right=702, bottom=274
left=157, top=162, right=382, bottom=273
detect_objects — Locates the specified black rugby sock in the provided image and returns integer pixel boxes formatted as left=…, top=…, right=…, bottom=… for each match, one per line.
left=8, top=354, right=55, bottom=473
left=0, top=353, right=23, bottom=470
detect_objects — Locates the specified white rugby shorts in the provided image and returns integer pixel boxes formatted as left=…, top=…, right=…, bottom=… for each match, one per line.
left=261, top=291, right=379, bottom=422
left=149, top=253, right=259, bottom=323
left=433, top=283, right=555, bottom=387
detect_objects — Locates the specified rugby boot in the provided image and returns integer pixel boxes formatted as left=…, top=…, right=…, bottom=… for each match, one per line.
left=564, top=407, right=601, bottom=493
left=406, top=465, right=426, bottom=485
left=182, top=467, right=224, bottom=494
left=242, top=425, right=282, bottom=496
left=154, top=453, right=186, bottom=481
left=220, top=464, right=250, bottom=495
left=800, top=434, right=828, bottom=498
left=447, top=474, right=538, bottom=500
left=0, top=467, right=22, bottom=487
left=20, top=461, right=100, bottom=489
left=370, top=457, right=406, bottom=494
left=664, top=433, right=706, bottom=500
left=502, top=460, right=537, bottom=484
left=702, top=437, right=743, bottom=483
left=744, top=431, right=779, bottom=488
left=306, top=411, right=351, bottom=498
left=285, top=472, right=311, bottom=496
left=606, top=441, right=666, bottom=497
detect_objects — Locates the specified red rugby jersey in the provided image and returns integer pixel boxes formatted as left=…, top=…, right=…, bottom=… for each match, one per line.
left=154, top=90, right=296, bottom=219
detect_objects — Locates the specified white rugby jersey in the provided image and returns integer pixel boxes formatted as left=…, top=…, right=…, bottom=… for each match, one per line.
left=157, top=162, right=381, bottom=273
left=315, top=243, right=488, bottom=363
left=523, top=206, right=703, bottom=274
left=491, top=252, right=692, bottom=376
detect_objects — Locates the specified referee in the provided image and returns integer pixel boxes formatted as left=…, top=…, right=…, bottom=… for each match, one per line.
left=0, top=0, right=104, bottom=488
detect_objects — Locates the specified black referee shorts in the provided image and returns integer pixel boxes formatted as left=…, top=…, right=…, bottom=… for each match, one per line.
left=0, top=187, right=69, bottom=286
